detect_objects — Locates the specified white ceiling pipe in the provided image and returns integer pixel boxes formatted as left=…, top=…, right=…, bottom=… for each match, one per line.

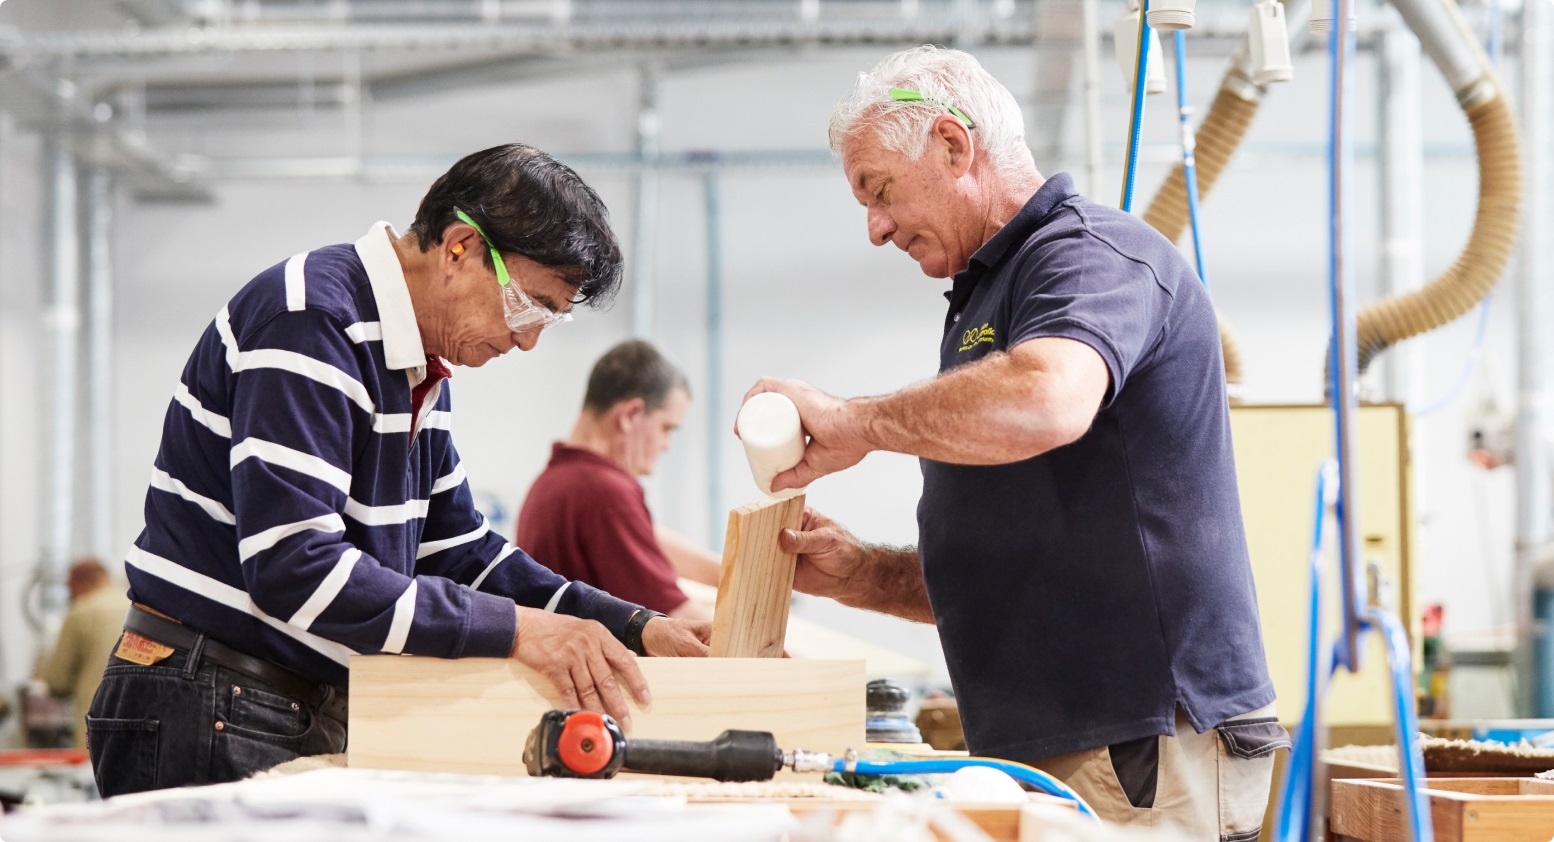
left=1388, top=0, right=1494, bottom=102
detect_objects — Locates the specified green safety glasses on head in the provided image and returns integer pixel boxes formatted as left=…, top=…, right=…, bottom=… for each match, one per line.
left=453, top=208, right=573, bottom=333
left=889, top=87, right=977, bottom=129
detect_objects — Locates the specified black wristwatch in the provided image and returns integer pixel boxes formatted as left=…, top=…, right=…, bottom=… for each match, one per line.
left=623, top=609, right=664, bottom=656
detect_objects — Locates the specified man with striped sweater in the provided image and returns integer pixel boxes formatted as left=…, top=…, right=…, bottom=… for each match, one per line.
left=87, top=144, right=710, bottom=796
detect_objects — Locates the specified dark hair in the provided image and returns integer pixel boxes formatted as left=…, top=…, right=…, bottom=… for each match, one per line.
left=410, top=143, right=623, bottom=308
left=67, top=558, right=109, bottom=592
left=583, top=340, right=690, bottom=414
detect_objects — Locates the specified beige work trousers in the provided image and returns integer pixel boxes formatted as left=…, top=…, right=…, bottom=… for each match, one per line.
left=1033, top=705, right=1286, bottom=841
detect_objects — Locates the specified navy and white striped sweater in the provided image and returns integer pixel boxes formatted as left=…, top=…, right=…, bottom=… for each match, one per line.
left=126, top=224, right=639, bottom=688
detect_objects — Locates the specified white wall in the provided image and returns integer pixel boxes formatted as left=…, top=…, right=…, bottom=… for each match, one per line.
left=0, top=36, right=1529, bottom=735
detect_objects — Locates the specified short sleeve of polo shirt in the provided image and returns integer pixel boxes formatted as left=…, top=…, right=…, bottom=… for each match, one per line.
left=1005, top=228, right=1172, bottom=406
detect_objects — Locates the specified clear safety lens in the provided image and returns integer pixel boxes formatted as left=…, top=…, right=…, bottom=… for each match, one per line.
left=501, top=281, right=573, bottom=333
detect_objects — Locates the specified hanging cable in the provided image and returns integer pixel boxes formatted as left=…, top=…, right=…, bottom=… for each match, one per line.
left=1172, top=29, right=1208, bottom=287
left=1119, top=0, right=1153, bottom=212
left=1413, top=292, right=1493, bottom=415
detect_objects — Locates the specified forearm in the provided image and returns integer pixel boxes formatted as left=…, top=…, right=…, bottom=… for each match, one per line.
left=654, top=526, right=723, bottom=587
left=853, top=351, right=1088, bottom=465
left=841, top=544, right=935, bottom=624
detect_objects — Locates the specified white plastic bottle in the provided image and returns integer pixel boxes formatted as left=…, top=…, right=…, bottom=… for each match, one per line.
left=736, top=393, right=807, bottom=499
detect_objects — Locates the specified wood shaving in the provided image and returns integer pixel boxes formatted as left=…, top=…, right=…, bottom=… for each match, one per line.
left=1324, top=737, right=1554, bottom=775
left=1420, top=735, right=1554, bottom=773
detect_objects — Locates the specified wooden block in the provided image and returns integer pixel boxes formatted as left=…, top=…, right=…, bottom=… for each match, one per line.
left=1330, top=777, right=1554, bottom=842
left=348, top=655, right=864, bottom=777
left=710, top=494, right=806, bottom=658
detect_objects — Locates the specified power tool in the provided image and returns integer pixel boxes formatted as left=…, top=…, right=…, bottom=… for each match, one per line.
left=522, top=708, right=832, bottom=781
left=521, top=708, right=1098, bottom=820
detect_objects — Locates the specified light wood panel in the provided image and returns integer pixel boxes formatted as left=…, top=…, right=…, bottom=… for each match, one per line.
left=710, top=494, right=806, bottom=658
left=348, top=655, right=865, bottom=777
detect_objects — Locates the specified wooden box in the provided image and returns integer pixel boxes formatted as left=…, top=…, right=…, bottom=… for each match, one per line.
left=348, top=656, right=866, bottom=777
left=1331, top=777, right=1554, bottom=842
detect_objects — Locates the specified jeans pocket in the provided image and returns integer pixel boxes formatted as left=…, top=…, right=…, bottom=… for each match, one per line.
left=1215, top=719, right=1288, bottom=842
left=86, top=716, right=160, bottom=797
left=211, top=681, right=318, bottom=783
left=222, top=682, right=310, bottom=741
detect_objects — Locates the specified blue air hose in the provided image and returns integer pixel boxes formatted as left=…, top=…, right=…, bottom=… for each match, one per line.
left=1273, top=462, right=1338, bottom=842
left=1172, top=29, right=1209, bottom=287
left=836, top=757, right=1099, bottom=820
left=1363, top=608, right=1434, bottom=842
left=1272, top=461, right=1434, bottom=842
left=1119, top=0, right=1153, bottom=212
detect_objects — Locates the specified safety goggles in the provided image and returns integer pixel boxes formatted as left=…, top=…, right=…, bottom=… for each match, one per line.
left=453, top=208, right=574, bottom=333
left=889, top=87, right=977, bottom=129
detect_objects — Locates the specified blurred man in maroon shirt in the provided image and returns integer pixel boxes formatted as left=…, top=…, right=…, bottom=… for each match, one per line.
left=518, top=340, right=720, bottom=619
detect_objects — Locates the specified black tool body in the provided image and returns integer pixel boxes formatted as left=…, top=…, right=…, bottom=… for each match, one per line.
left=623, top=730, right=783, bottom=782
left=525, top=709, right=784, bottom=782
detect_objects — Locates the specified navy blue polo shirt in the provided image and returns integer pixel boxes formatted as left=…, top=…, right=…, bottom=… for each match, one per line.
left=917, top=172, right=1274, bottom=762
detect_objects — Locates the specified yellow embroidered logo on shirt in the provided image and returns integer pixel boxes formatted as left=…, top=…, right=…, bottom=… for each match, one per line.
left=115, top=631, right=175, bottom=666
left=959, top=323, right=995, bottom=352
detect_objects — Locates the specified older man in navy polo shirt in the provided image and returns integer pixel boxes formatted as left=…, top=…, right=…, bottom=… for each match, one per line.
left=744, top=47, right=1286, bottom=836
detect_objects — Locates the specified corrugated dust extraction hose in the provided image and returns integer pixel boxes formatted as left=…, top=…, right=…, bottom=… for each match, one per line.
left=1354, top=88, right=1521, bottom=373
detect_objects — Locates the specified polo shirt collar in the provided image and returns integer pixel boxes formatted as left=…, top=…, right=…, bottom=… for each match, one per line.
left=354, top=221, right=427, bottom=372
left=945, top=172, right=1078, bottom=308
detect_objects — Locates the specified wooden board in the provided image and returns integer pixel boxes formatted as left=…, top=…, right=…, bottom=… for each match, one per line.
left=710, top=494, right=806, bottom=658
left=1330, top=777, right=1554, bottom=842
left=348, top=655, right=865, bottom=776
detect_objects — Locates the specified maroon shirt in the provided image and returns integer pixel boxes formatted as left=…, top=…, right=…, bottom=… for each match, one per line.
left=516, top=443, right=687, bottom=614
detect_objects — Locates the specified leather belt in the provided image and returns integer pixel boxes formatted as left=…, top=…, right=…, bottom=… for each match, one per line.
left=123, top=605, right=348, bottom=723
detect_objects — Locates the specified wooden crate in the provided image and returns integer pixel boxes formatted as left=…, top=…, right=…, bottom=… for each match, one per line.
left=348, top=656, right=866, bottom=777
left=1331, top=777, right=1554, bottom=842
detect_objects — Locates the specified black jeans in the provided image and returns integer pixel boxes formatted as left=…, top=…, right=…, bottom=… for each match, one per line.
left=85, top=642, right=346, bottom=797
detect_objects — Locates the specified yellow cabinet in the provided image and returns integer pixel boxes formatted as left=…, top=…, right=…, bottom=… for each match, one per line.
left=1231, top=404, right=1416, bottom=727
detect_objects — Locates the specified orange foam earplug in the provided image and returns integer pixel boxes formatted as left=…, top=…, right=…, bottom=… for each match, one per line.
left=450, top=242, right=465, bottom=255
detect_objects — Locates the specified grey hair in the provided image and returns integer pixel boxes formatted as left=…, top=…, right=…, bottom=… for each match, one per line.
left=828, top=46, right=1034, bottom=177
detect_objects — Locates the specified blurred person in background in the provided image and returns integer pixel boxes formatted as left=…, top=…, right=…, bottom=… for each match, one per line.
left=36, top=559, right=129, bottom=748
left=518, top=340, right=720, bottom=621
